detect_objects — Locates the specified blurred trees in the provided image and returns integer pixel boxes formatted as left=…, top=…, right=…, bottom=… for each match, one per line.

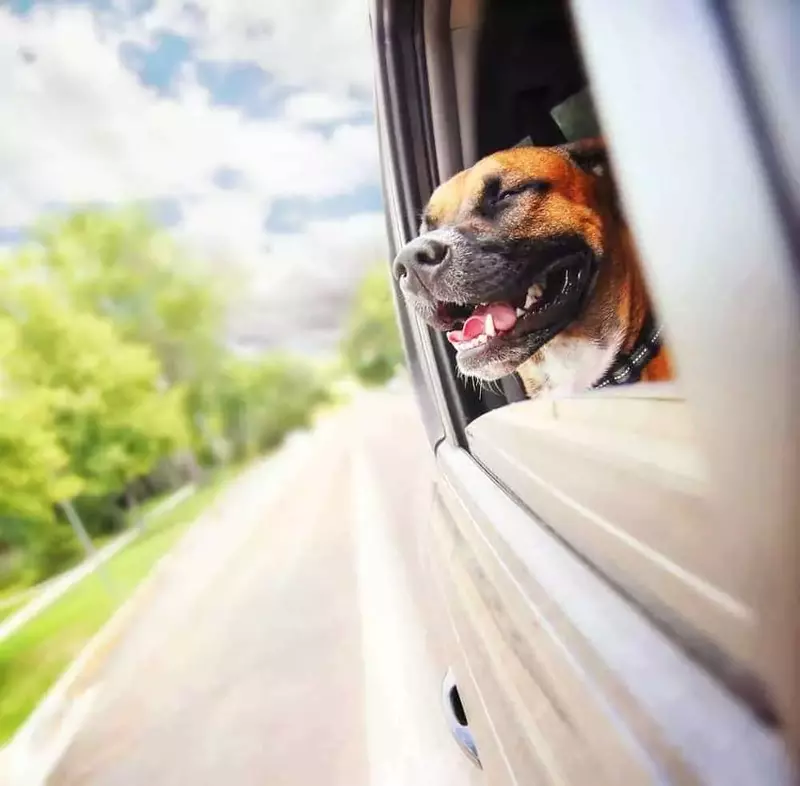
left=0, top=385, right=81, bottom=586
left=340, top=266, right=404, bottom=386
left=0, top=290, right=188, bottom=579
left=216, top=354, right=330, bottom=462
left=4, top=292, right=188, bottom=498
left=25, top=209, right=231, bottom=455
left=0, top=208, right=330, bottom=586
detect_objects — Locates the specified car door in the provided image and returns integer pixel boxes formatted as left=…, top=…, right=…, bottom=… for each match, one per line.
left=370, top=1, right=799, bottom=783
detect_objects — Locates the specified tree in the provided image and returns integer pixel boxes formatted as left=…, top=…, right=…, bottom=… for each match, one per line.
left=17, top=208, right=234, bottom=462
left=30, top=208, right=231, bottom=384
left=248, top=355, right=331, bottom=452
left=0, top=395, right=80, bottom=526
left=0, top=205, right=335, bottom=585
left=216, top=354, right=331, bottom=461
left=341, top=266, right=404, bottom=386
left=2, top=289, right=189, bottom=536
left=0, top=319, right=84, bottom=580
left=0, top=391, right=82, bottom=560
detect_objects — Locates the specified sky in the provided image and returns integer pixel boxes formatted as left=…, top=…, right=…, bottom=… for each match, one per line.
left=0, top=0, right=387, bottom=354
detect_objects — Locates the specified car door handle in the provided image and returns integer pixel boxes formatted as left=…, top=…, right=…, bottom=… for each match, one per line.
left=441, top=668, right=482, bottom=769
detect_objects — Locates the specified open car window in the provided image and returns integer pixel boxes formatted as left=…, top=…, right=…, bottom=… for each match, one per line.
left=389, top=0, right=800, bottom=749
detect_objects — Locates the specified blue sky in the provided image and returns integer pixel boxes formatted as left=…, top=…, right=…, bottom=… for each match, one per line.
left=266, top=184, right=383, bottom=233
left=0, top=0, right=386, bottom=352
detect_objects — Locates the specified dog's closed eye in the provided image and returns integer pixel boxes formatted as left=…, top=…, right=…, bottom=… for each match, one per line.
left=482, top=177, right=550, bottom=213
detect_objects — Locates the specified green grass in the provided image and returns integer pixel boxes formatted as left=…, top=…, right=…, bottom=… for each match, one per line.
left=0, top=597, right=28, bottom=625
left=0, top=482, right=201, bottom=603
left=0, top=567, right=42, bottom=624
left=0, top=464, right=243, bottom=744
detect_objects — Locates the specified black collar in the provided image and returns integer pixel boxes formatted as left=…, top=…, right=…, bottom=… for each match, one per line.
left=592, top=314, right=663, bottom=389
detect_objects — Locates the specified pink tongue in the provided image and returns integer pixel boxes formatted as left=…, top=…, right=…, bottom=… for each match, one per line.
left=447, top=302, right=517, bottom=344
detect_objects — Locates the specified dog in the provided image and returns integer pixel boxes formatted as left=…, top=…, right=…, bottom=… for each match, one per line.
left=392, top=138, right=672, bottom=397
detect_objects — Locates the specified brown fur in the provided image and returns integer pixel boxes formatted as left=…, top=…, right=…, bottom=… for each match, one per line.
left=426, top=139, right=672, bottom=396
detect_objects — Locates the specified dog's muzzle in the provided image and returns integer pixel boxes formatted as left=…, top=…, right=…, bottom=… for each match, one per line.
left=392, top=235, right=451, bottom=297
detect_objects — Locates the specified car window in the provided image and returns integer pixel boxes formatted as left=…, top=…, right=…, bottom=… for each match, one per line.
left=426, top=0, right=787, bottom=723
left=550, top=87, right=600, bottom=141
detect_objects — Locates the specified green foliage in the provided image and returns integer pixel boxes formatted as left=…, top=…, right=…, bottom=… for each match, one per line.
left=4, top=292, right=189, bottom=500
left=341, top=266, right=404, bottom=386
left=31, top=208, right=230, bottom=385
left=0, top=207, right=333, bottom=584
left=0, top=551, right=28, bottom=594
left=251, top=356, right=331, bottom=451
left=0, top=390, right=77, bottom=529
left=0, top=321, right=82, bottom=566
left=0, top=210, right=201, bottom=578
left=217, top=355, right=331, bottom=461
left=28, top=524, right=83, bottom=581
left=10, top=207, right=232, bottom=460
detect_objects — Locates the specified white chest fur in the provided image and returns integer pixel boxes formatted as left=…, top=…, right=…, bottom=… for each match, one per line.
left=525, top=331, right=624, bottom=396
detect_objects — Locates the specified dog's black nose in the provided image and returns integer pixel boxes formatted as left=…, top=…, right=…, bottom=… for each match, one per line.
left=392, top=237, right=448, bottom=281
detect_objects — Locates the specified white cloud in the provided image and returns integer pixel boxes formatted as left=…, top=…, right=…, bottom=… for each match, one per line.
left=176, top=190, right=270, bottom=263
left=229, top=211, right=388, bottom=351
left=281, top=91, right=369, bottom=124
left=259, top=211, right=388, bottom=294
left=223, top=122, right=379, bottom=203
left=0, top=1, right=385, bottom=353
left=0, top=6, right=379, bottom=227
left=136, top=0, right=374, bottom=95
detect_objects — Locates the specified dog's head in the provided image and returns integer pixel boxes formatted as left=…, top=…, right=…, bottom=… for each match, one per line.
left=392, top=138, right=618, bottom=381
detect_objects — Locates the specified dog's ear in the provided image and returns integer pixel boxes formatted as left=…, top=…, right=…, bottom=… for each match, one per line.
left=558, top=137, right=607, bottom=177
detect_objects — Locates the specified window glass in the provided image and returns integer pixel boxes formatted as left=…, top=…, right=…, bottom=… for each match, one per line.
left=550, top=87, right=601, bottom=141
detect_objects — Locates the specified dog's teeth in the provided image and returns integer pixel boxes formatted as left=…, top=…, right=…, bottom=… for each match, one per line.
left=524, top=284, right=544, bottom=310
left=485, top=314, right=496, bottom=336
left=516, top=307, right=525, bottom=317
left=455, top=333, right=491, bottom=351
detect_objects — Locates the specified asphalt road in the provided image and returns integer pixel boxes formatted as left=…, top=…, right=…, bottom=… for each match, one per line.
left=50, top=390, right=481, bottom=786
